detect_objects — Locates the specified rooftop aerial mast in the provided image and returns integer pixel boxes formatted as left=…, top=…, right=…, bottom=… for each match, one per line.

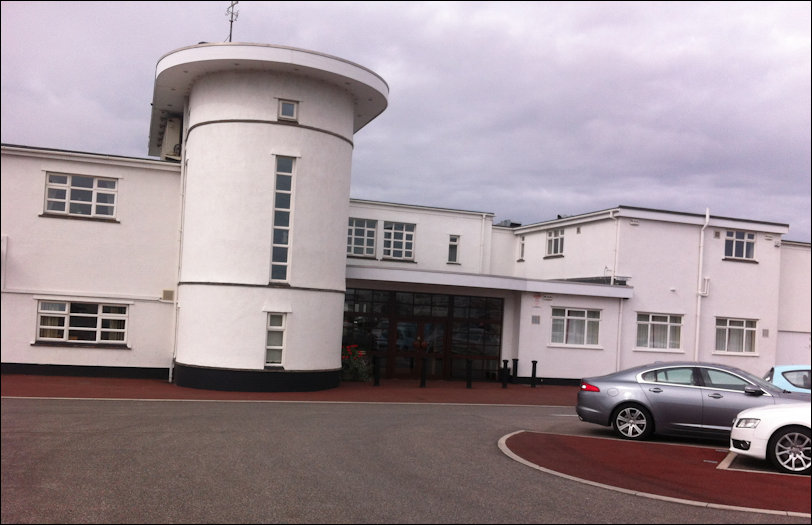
left=226, top=1, right=239, bottom=42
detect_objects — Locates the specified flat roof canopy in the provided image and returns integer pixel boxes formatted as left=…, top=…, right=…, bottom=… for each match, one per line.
left=148, top=42, right=389, bottom=157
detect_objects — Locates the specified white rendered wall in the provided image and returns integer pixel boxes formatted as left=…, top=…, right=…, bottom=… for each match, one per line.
left=174, top=285, right=343, bottom=370
left=515, top=218, right=618, bottom=281
left=0, top=149, right=180, bottom=368
left=696, top=227, right=783, bottom=375
left=514, top=292, right=621, bottom=380
left=777, top=241, right=811, bottom=363
left=613, top=219, right=701, bottom=371
left=347, top=200, right=494, bottom=274
left=175, top=70, right=355, bottom=371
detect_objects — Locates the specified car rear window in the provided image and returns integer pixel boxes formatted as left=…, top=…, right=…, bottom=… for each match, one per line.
left=641, top=367, right=695, bottom=385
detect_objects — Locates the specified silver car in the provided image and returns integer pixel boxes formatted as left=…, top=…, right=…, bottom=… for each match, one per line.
left=576, top=361, right=812, bottom=441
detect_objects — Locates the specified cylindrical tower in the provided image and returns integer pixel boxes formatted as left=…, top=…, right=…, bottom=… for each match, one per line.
left=147, top=43, right=388, bottom=391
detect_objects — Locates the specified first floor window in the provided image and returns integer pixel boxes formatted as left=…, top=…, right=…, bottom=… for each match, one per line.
left=382, top=221, right=415, bottom=260
left=347, top=218, right=377, bottom=257
left=546, top=228, right=564, bottom=256
left=715, top=317, right=757, bottom=353
left=266, top=313, right=286, bottom=365
left=636, top=313, right=682, bottom=349
left=37, top=300, right=127, bottom=343
left=45, top=172, right=117, bottom=218
left=278, top=99, right=298, bottom=121
left=551, top=307, right=600, bottom=345
left=448, top=235, right=460, bottom=263
left=725, top=230, right=755, bottom=260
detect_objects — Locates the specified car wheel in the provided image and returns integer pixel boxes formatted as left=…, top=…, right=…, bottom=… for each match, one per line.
left=612, top=404, right=654, bottom=441
left=767, top=425, right=811, bottom=475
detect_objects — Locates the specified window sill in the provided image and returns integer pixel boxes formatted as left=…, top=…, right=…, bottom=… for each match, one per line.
left=547, top=343, right=603, bottom=350
left=712, top=351, right=760, bottom=357
left=446, top=261, right=461, bottom=265
left=31, top=341, right=130, bottom=350
left=633, top=348, right=685, bottom=354
left=39, top=213, right=119, bottom=223
left=722, top=257, right=758, bottom=264
left=346, top=255, right=377, bottom=260
left=543, top=254, right=564, bottom=260
left=380, top=258, right=417, bottom=263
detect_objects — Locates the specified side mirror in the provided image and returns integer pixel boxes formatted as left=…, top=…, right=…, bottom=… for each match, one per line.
left=744, top=385, right=764, bottom=396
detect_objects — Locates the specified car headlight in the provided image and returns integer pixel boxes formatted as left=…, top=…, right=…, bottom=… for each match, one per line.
left=735, top=418, right=760, bottom=428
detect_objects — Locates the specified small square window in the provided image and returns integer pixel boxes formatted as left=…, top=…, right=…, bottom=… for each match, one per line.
left=278, top=100, right=298, bottom=121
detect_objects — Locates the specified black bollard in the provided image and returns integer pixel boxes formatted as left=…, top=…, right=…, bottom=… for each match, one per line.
left=373, top=355, right=380, bottom=387
left=512, top=358, right=519, bottom=383
left=531, top=360, right=538, bottom=388
left=466, top=358, right=473, bottom=389
left=501, top=359, right=509, bottom=389
left=420, top=356, right=427, bottom=388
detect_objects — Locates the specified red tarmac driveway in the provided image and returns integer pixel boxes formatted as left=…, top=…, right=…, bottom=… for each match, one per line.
left=2, top=373, right=810, bottom=517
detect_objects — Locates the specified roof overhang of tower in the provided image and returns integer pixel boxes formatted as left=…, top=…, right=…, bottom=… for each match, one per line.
left=148, top=42, right=389, bottom=157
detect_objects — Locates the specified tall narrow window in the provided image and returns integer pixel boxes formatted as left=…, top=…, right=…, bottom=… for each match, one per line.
left=44, top=172, right=117, bottom=218
left=546, top=229, right=564, bottom=256
left=271, top=156, right=294, bottom=281
left=715, top=318, right=757, bottom=353
left=448, top=235, right=460, bottom=263
left=347, top=218, right=377, bottom=257
left=518, top=235, right=526, bottom=261
left=266, top=313, right=286, bottom=365
left=725, top=231, right=755, bottom=260
left=382, top=222, right=415, bottom=261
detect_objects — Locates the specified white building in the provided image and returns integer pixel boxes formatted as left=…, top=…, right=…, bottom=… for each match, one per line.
left=2, top=43, right=810, bottom=391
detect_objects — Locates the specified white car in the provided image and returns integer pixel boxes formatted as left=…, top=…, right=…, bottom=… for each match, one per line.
left=730, top=402, right=811, bottom=475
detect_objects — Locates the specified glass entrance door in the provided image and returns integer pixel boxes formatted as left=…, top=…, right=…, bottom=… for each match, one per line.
left=391, top=321, right=447, bottom=379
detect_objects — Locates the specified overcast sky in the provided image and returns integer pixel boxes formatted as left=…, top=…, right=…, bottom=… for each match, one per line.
left=2, top=1, right=810, bottom=241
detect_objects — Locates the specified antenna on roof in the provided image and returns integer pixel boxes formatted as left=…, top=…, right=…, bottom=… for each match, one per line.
left=226, top=1, right=239, bottom=42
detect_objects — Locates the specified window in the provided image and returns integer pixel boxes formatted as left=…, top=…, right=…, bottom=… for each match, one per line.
left=271, top=156, right=294, bottom=281
left=641, top=367, right=695, bottom=385
left=278, top=99, right=298, bottom=121
left=44, top=172, right=117, bottom=218
left=725, top=230, right=755, bottom=260
left=715, top=317, right=757, bottom=353
left=551, top=307, right=600, bottom=345
left=347, top=218, right=377, bottom=257
left=448, top=235, right=460, bottom=263
left=546, top=228, right=564, bottom=256
left=518, top=235, right=525, bottom=261
left=266, top=313, right=286, bottom=365
left=636, top=313, right=682, bottom=349
left=382, top=222, right=415, bottom=261
left=699, top=367, right=750, bottom=392
left=37, top=300, right=127, bottom=344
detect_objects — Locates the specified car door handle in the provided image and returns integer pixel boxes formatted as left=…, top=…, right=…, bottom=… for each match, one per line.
left=648, top=387, right=663, bottom=393
left=707, top=393, right=723, bottom=399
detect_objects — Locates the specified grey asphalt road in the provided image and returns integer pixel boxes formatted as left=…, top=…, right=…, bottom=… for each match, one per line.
left=1, top=398, right=806, bottom=524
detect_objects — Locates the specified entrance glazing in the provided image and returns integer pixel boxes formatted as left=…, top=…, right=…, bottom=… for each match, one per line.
left=342, top=289, right=503, bottom=380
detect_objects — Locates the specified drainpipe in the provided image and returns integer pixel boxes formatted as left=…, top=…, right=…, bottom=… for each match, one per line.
left=169, top=112, right=190, bottom=383
left=168, top=156, right=187, bottom=384
left=609, top=209, right=622, bottom=370
left=479, top=213, right=487, bottom=274
left=611, top=210, right=620, bottom=286
left=694, top=208, right=710, bottom=361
